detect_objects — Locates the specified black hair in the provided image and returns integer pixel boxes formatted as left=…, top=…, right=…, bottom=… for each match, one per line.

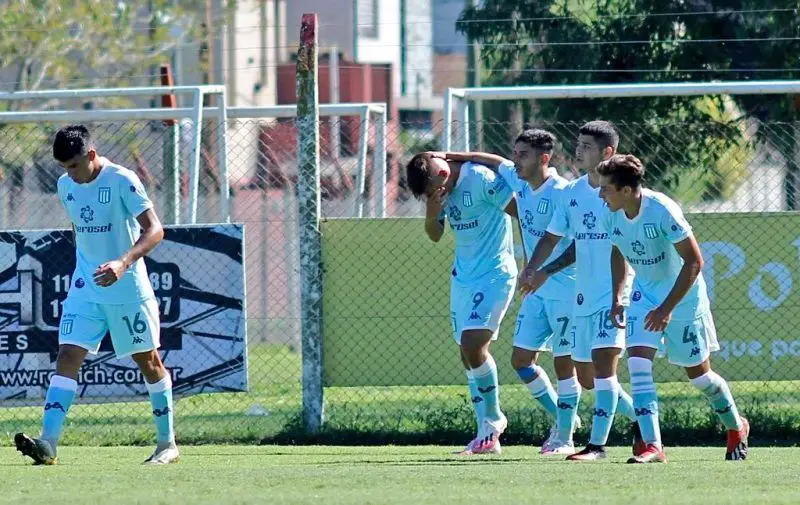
left=406, top=152, right=434, bottom=198
left=578, top=120, right=619, bottom=151
left=53, top=124, right=92, bottom=162
left=515, top=129, right=556, bottom=154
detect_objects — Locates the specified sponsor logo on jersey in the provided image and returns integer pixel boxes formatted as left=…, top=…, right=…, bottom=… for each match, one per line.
left=582, top=211, right=597, bottom=230
left=80, top=206, right=94, bottom=223
left=452, top=220, right=479, bottom=231
left=625, top=251, right=666, bottom=266
left=631, top=240, right=646, bottom=256
left=448, top=205, right=462, bottom=222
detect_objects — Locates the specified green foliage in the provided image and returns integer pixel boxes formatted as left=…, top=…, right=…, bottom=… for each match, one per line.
left=457, top=1, right=800, bottom=204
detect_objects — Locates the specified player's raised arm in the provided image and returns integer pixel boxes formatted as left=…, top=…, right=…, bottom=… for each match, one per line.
left=432, top=151, right=512, bottom=171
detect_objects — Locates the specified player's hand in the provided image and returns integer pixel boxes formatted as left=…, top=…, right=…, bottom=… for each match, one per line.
left=644, top=306, right=672, bottom=333
left=425, top=151, right=447, bottom=160
left=609, top=303, right=626, bottom=329
left=518, top=267, right=548, bottom=295
left=94, top=260, right=127, bottom=287
left=425, top=185, right=446, bottom=215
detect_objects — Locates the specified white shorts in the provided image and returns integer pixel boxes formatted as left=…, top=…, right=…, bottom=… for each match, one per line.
left=571, top=307, right=626, bottom=363
left=627, top=307, right=719, bottom=367
left=450, top=275, right=516, bottom=345
left=59, top=297, right=161, bottom=358
left=513, top=294, right=573, bottom=357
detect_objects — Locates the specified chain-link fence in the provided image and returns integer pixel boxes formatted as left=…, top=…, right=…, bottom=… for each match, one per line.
left=1, top=115, right=798, bottom=446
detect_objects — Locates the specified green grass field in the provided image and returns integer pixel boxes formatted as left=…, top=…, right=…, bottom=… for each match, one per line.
left=2, top=343, right=800, bottom=446
left=1, top=445, right=798, bottom=505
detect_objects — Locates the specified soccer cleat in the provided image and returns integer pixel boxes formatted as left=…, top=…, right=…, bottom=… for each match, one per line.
left=627, top=444, right=667, bottom=464
left=14, top=433, right=57, bottom=465
left=463, top=414, right=507, bottom=455
left=566, top=444, right=607, bottom=461
left=725, top=416, right=750, bottom=461
left=143, top=443, right=180, bottom=465
left=632, top=422, right=647, bottom=457
left=541, top=439, right=575, bottom=456
left=540, top=425, right=559, bottom=454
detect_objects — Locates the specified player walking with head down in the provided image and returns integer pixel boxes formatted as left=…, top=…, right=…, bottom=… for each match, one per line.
left=406, top=150, right=517, bottom=454
left=15, top=125, right=178, bottom=466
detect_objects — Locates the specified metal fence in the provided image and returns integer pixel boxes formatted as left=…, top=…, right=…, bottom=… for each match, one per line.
left=0, top=114, right=798, bottom=447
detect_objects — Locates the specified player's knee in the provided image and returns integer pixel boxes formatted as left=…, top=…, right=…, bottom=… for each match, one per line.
left=55, top=345, right=87, bottom=378
left=576, top=370, right=594, bottom=390
left=132, top=350, right=165, bottom=381
left=510, top=351, right=535, bottom=371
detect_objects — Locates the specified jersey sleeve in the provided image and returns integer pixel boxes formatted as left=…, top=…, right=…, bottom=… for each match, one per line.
left=546, top=187, right=570, bottom=237
left=120, top=170, right=154, bottom=218
left=56, top=177, right=68, bottom=212
left=497, top=160, right=522, bottom=193
left=660, top=198, right=692, bottom=243
left=481, top=166, right=515, bottom=210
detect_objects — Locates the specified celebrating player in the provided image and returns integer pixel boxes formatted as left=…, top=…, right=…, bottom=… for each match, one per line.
left=15, top=125, right=178, bottom=466
left=406, top=150, right=517, bottom=454
left=597, top=153, right=749, bottom=463
left=520, top=121, right=643, bottom=461
left=494, top=130, right=583, bottom=455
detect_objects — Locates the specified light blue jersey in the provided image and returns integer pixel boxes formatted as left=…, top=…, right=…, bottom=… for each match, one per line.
left=547, top=175, right=630, bottom=316
left=498, top=162, right=575, bottom=301
left=57, top=157, right=156, bottom=304
left=440, top=162, right=517, bottom=283
left=603, top=189, right=709, bottom=320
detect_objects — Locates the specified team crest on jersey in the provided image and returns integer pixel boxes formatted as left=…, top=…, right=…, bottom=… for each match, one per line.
left=98, top=187, right=111, bottom=204
left=582, top=211, right=596, bottom=230
left=80, top=206, right=94, bottom=223
left=537, top=198, right=550, bottom=215
left=448, top=204, right=462, bottom=222
left=631, top=240, right=646, bottom=256
left=463, top=192, right=473, bottom=207
left=643, top=223, right=658, bottom=239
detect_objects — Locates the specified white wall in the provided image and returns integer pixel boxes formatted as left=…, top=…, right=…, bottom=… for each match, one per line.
left=356, top=0, right=402, bottom=96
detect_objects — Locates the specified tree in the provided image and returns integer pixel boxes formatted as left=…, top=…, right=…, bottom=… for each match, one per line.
left=0, top=0, right=214, bottom=192
left=458, top=1, right=800, bottom=207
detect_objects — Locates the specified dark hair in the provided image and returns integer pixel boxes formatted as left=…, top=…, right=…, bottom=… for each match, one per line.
left=596, top=154, right=645, bottom=189
left=579, top=120, right=619, bottom=151
left=515, top=129, right=556, bottom=154
left=406, top=152, right=434, bottom=197
left=53, top=124, right=92, bottom=162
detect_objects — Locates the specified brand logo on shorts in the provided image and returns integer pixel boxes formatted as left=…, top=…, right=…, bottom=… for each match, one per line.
left=632, top=291, right=642, bottom=302
left=537, top=198, right=550, bottom=214
left=98, top=187, right=111, bottom=204
left=132, top=336, right=145, bottom=345
left=577, top=293, right=584, bottom=305
left=598, top=330, right=609, bottom=339
left=469, top=311, right=481, bottom=320
left=75, top=278, right=85, bottom=289
left=690, top=346, right=701, bottom=357
left=463, top=192, right=473, bottom=207
left=643, top=223, right=658, bottom=239
left=559, top=338, right=570, bottom=347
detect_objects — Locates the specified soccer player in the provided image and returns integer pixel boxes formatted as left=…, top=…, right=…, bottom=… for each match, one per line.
left=15, top=125, right=178, bottom=466
left=406, top=150, right=517, bottom=454
left=597, top=154, right=749, bottom=463
left=495, top=130, right=582, bottom=455
left=520, top=121, right=643, bottom=461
